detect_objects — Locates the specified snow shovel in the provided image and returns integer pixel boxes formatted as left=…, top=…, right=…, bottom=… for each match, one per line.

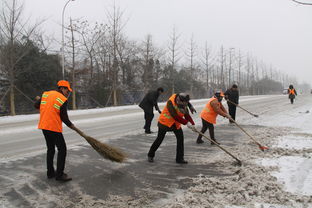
left=72, top=126, right=126, bottom=163
left=188, top=126, right=242, bottom=166
left=226, top=99, right=259, bottom=117
left=228, top=117, right=268, bottom=151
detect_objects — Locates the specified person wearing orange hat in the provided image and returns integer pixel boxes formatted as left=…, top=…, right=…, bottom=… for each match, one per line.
left=196, top=90, right=231, bottom=144
left=34, top=80, right=76, bottom=182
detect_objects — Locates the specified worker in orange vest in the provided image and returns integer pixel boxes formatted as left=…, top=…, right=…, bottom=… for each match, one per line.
left=147, top=93, right=195, bottom=164
left=288, top=84, right=297, bottom=104
left=34, top=80, right=77, bottom=182
left=196, top=90, right=231, bottom=144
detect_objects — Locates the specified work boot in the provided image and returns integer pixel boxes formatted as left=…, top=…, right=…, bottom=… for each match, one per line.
left=47, top=170, right=55, bottom=179
left=196, top=138, right=204, bottom=144
left=211, top=139, right=220, bottom=145
left=55, top=173, right=72, bottom=182
left=148, top=156, right=154, bottom=163
left=145, top=130, right=153, bottom=134
left=47, top=172, right=55, bottom=179
left=176, top=159, right=188, bottom=164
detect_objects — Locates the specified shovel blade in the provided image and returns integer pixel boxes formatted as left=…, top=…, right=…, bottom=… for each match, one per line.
left=259, top=145, right=269, bottom=151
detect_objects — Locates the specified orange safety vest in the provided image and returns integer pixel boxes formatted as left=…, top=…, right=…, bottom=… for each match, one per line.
left=200, top=97, right=220, bottom=124
left=158, top=94, right=185, bottom=129
left=38, top=90, right=67, bottom=133
left=289, top=89, right=295, bottom=95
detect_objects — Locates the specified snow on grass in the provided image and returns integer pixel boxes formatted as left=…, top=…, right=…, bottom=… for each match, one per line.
left=261, top=155, right=312, bottom=196
left=273, top=135, right=312, bottom=150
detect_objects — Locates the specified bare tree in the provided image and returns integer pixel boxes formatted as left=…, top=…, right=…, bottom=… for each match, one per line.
left=228, top=48, right=235, bottom=87
left=237, top=50, right=243, bottom=86
left=71, top=20, right=105, bottom=81
left=167, top=26, right=181, bottom=94
left=201, top=42, right=213, bottom=94
left=0, top=0, right=43, bottom=115
left=105, top=3, right=127, bottom=106
left=185, top=34, right=197, bottom=96
left=141, top=34, right=155, bottom=92
left=219, top=46, right=225, bottom=89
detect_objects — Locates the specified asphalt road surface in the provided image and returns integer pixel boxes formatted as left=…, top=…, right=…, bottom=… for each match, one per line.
left=0, top=94, right=301, bottom=207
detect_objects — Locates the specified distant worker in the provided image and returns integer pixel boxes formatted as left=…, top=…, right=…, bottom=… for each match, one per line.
left=147, top=93, right=195, bottom=164
left=34, top=80, right=76, bottom=182
left=288, top=84, right=297, bottom=104
left=224, top=84, right=239, bottom=124
left=196, top=90, right=231, bottom=144
left=139, top=87, right=164, bottom=134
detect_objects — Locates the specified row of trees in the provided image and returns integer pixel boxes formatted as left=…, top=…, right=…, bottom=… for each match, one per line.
left=0, top=0, right=306, bottom=116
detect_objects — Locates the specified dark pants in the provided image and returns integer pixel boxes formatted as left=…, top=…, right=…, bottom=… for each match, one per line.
left=42, top=130, right=67, bottom=178
left=144, top=111, right=154, bottom=132
left=148, top=125, right=184, bottom=162
left=228, top=104, right=236, bottom=122
left=197, top=119, right=215, bottom=141
left=289, top=94, right=295, bottom=104
left=290, top=98, right=294, bottom=104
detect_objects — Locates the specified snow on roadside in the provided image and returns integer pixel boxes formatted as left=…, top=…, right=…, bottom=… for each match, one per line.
left=261, top=155, right=312, bottom=196
left=157, top=98, right=312, bottom=208
left=0, top=95, right=277, bottom=125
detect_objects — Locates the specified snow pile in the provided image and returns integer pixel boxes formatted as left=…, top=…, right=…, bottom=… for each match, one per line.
left=159, top=126, right=312, bottom=208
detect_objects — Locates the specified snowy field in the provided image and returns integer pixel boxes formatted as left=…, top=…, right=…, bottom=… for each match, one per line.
left=1, top=94, right=312, bottom=207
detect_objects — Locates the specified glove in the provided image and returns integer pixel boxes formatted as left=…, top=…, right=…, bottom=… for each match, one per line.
left=187, top=123, right=196, bottom=132
left=190, top=106, right=197, bottom=114
left=158, top=110, right=162, bottom=114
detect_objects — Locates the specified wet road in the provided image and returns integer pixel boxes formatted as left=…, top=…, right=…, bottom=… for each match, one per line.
left=0, top=94, right=300, bottom=207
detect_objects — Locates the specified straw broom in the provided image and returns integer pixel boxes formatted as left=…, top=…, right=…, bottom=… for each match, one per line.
left=73, top=126, right=126, bottom=163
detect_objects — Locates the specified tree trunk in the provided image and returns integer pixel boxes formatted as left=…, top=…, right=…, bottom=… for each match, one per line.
left=9, top=82, right=15, bottom=116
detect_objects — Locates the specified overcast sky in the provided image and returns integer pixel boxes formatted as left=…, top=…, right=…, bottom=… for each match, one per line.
left=21, top=0, right=312, bottom=84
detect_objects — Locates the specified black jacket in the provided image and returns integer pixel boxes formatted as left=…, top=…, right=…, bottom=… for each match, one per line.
left=224, top=88, right=239, bottom=105
left=139, top=90, right=161, bottom=114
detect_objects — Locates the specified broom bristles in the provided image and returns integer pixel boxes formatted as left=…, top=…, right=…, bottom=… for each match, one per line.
left=84, top=136, right=126, bottom=163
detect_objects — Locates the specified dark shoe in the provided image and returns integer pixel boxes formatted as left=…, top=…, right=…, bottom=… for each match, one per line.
left=148, top=157, right=154, bottom=162
left=55, top=173, right=72, bottom=182
left=176, top=159, right=188, bottom=164
left=211, top=139, right=220, bottom=145
left=145, top=130, right=153, bottom=134
left=47, top=173, right=55, bottom=179
left=196, top=139, right=204, bottom=144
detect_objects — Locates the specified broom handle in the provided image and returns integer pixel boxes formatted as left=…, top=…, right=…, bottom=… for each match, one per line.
left=193, top=127, right=241, bottom=164
left=229, top=117, right=262, bottom=147
left=226, top=99, right=256, bottom=116
left=71, top=125, right=88, bottom=139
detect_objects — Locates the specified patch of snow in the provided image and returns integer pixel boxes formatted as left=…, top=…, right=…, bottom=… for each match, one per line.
left=260, top=156, right=312, bottom=196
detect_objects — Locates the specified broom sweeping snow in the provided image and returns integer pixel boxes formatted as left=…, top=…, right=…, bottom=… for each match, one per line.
left=73, top=126, right=126, bottom=163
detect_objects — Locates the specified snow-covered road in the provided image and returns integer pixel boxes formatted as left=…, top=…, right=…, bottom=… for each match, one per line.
left=1, top=94, right=312, bottom=208
left=0, top=94, right=281, bottom=159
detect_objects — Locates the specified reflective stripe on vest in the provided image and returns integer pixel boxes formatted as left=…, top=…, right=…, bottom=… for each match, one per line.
left=158, top=94, right=185, bottom=129
left=38, top=90, right=67, bottom=133
left=200, top=97, right=220, bottom=124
